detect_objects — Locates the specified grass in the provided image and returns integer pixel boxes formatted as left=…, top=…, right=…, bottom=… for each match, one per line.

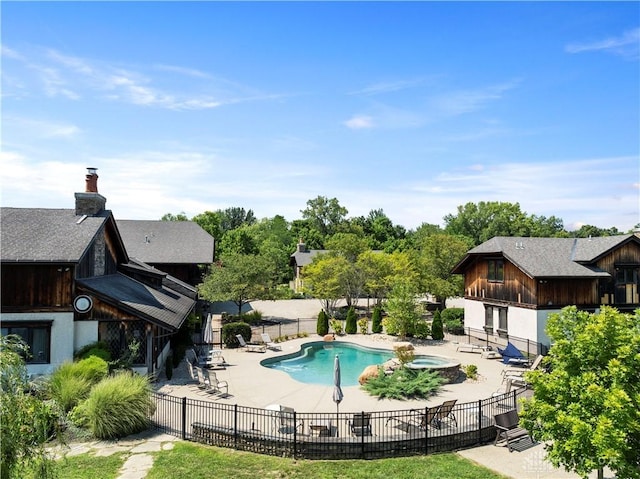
left=146, top=442, right=509, bottom=479
left=24, top=452, right=125, bottom=479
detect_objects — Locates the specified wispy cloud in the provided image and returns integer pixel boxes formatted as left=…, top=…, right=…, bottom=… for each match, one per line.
left=7, top=117, right=82, bottom=139
left=431, top=79, right=521, bottom=116
left=344, top=115, right=374, bottom=129
left=3, top=45, right=277, bottom=110
left=566, top=27, right=640, bottom=60
left=349, top=78, right=425, bottom=96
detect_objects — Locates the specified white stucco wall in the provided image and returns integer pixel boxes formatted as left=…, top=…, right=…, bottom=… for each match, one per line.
left=74, top=320, right=99, bottom=352
left=2, top=312, right=75, bottom=377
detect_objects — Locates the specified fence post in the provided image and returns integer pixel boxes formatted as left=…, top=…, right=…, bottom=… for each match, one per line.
left=234, top=404, right=238, bottom=449
left=360, top=411, right=366, bottom=459
left=181, top=396, right=187, bottom=440
left=477, top=399, right=482, bottom=445
left=424, top=406, right=429, bottom=454
left=293, top=410, right=297, bottom=458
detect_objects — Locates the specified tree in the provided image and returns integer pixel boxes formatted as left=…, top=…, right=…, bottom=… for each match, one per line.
left=316, top=309, right=329, bottom=336
left=443, top=201, right=565, bottom=246
left=198, top=253, right=276, bottom=316
left=519, top=306, right=640, bottom=479
left=431, top=310, right=444, bottom=340
left=301, top=196, right=348, bottom=239
left=302, top=254, right=350, bottom=316
left=345, top=307, right=357, bottom=334
left=383, top=280, right=421, bottom=339
left=1, top=335, right=58, bottom=478
left=414, top=233, right=471, bottom=303
left=160, top=211, right=189, bottom=221
left=371, top=305, right=383, bottom=333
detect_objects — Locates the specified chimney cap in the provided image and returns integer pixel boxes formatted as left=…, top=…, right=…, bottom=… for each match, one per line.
left=87, top=167, right=98, bottom=175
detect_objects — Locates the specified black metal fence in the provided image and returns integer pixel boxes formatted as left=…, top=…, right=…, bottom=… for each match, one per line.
left=149, top=387, right=529, bottom=459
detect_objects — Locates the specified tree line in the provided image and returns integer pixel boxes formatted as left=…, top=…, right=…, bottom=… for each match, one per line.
left=162, top=197, right=631, bottom=314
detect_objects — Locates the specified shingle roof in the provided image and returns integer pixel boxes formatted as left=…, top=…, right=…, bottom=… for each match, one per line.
left=455, top=235, right=636, bottom=278
left=116, top=220, right=214, bottom=264
left=289, top=249, right=327, bottom=267
left=1, top=207, right=108, bottom=262
left=77, top=273, right=194, bottom=331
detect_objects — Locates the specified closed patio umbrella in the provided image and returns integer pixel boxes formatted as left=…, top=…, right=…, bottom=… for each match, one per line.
left=333, top=354, right=344, bottom=436
left=203, top=313, right=214, bottom=346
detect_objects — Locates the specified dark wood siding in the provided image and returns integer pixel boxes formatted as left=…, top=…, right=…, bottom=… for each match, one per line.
left=1, top=264, right=73, bottom=311
left=536, top=279, right=597, bottom=307
left=463, top=258, right=537, bottom=305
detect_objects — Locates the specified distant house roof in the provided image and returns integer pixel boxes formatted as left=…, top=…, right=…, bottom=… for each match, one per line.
left=77, top=273, right=194, bottom=331
left=116, top=220, right=214, bottom=265
left=452, top=235, right=639, bottom=279
left=1, top=207, right=126, bottom=263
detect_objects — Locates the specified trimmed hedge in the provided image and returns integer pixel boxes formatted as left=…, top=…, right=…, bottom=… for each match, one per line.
left=222, top=322, right=252, bottom=348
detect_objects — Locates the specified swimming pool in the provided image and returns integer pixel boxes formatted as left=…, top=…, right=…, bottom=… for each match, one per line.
left=261, top=341, right=453, bottom=386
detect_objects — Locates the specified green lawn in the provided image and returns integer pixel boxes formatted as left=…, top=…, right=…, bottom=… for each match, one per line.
left=32, top=442, right=509, bottom=479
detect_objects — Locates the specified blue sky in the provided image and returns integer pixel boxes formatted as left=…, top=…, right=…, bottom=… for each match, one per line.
left=2, top=1, right=639, bottom=232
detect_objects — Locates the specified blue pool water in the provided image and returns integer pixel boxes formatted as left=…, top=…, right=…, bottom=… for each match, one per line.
left=261, top=341, right=395, bottom=386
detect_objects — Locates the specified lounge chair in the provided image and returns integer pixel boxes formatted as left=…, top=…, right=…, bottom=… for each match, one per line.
left=201, top=369, right=228, bottom=396
left=236, top=334, right=266, bottom=353
left=432, top=399, right=457, bottom=428
left=348, top=412, right=372, bottom=437
left=194, top=366, right=209, bottom=390
left=187, top=347, right=226, bottom=369
left=261, top=333, right=282, bottom=351
left=386, top=405, right=441, bottom=432
left=497, top=341, right=528, bottom=365
left=278, top=406, right=304, bottom=434
left=501, top=354, right=544, bottom=383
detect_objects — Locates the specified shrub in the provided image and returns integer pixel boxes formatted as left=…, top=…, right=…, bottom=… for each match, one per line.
left=50, top=356, right=109, bottom=412
left=362, top=367, right=445, bottom=400
left=441, top=307, right=464, bottom=323
left=239, top=310, right=262, bottom=324
left=330, top=318, right=344, bottom=335
left=371, top=306, right=383, bottom=333
left=444, top=319, right=465, bottom=335
left=463, top=364, right=478, bottom=380
left=76, top=371, right=155, bottom=440
left=394, top=345, right=415, bottom=366
left=358, top=317, right=368, bottom=335
left=74, top=341, right=112, bottom=362
left=413, top=320, right=431, bottom=339
left=316, top=309, right=329, bottom=336
left=381, top=315, right=399, bottom=336
left=431, top=310, right=444, bottom=340
left=222, top=322, right=252, bottom=348
left=345, top=307, right=357, bottom=334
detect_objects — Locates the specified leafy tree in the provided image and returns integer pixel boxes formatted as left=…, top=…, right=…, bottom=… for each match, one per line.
left=160, top=211, right=189, bottom=221
left=316, top=309, right=329, bottom=336
left=345, top=307, right=358, bottom=334
left=371, top=306, right=383, bottom=333
left=301, top=196, right=348, bottom=240
left=568, top=224, right=622, bottom=238
left=302, top=254, right=350, bottom=316
left=444, top=201, right=565, bottom=246
left=198, top=253, right=276, bottom=316
left=325, top=232, right=369, bottom=263
left=289, top=219, right=325, bottom=250
left=383, top=280, right=421, bottom=339
left=519, top=306, right=640, bottom=479
left=431, top=310, right=444, bottom=340
left=218, top=227, right=259, bottom=256
left=192, top=211, right=223, bottom=243
left=218, top=207, right=256, bottom=232
left=415, top=233, right=471, bottom=303
left=1, top=335, right=58, bottom=478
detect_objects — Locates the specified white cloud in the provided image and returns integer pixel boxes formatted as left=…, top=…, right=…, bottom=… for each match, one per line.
left=431, top=79, right=521, bottom=116
left=344, top=115, right=374, bottom=129
left=349, top=78, right=425, bottom=96
left=566, top=27, right=640, bottom=60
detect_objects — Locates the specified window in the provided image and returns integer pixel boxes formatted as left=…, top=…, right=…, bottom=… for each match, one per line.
left=615, top=267, right=639, bottom=304
left=488, top=259, right=504, bottom=282
left=484, top=306, right=494, bottom=333
left=498, top=307, right=508, bottom=334
left=1, top=322, right=52, bottom=363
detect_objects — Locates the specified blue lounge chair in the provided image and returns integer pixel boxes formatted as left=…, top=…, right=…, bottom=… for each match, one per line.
left=497, top=341, right=528, bottom=365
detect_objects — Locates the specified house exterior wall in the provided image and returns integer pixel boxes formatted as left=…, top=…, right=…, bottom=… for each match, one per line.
left=2, top=312, right=74, bottom=376
left=74, top=320, right=99, bottom=353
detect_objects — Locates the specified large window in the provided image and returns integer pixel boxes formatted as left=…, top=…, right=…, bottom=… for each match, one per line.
left=1, top=322, right=51, bottom=363
left=484, top=305, right=508, bottom=336
left=488, top=259, right=504, bottom=282
left=484, top=306, right=494, bottom=333
left=615, top=266, right=639, bottom=303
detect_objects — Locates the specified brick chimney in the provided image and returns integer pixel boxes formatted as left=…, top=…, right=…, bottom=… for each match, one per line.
left=75, top=167, right=106, bottom=216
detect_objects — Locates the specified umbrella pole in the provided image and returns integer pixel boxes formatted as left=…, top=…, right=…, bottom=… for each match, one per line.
left=336, top=403, right=339, bottom=437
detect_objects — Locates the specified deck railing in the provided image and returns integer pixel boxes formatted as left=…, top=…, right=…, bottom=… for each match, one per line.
left=149, top=386, right=528, bottom=459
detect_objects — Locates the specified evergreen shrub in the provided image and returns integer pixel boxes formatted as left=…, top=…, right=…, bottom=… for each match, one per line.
left=317, top=310, right=329, bottom=336
left=222, top=322, right=252, bottom=348
left=431, top=310, right=444, bottom=340
left=345, top=307, right=357, bottom=334
left=371, top=306, right=383, bottom=333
